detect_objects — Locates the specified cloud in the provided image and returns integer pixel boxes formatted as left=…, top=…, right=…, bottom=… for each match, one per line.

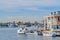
left=0, top=0, right=60, bottom=22
left=0, top=0, right=60, bottom=13
left=0, top=0, right=60, bottom=9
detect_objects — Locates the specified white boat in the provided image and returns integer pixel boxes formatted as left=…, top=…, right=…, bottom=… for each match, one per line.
left=43, top=30, right=56, bottom=37
left=17, top=28, right=26, bottom=34
left=53, top=29, right=60, bottom=36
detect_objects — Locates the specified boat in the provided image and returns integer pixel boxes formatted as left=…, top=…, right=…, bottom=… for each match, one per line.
left=43, top=30, right=56, bottom=37
left=17, top=27, right=26, bottom=34
left=17, top=27, right=37, bottom=35
left=53, top=29, right=60, bottom=36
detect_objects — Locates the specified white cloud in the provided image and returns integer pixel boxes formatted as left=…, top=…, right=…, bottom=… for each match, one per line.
left=0, top=0, right=59, bottom=13
left=0, top=0, right=60, bottom=22
left=22, top=7, right=51, bottom=12
left=0, top=0, right=60, bottom=9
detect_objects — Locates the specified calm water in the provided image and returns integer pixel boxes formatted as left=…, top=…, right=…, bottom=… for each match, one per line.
left=0, top=28, right=60, bottom=40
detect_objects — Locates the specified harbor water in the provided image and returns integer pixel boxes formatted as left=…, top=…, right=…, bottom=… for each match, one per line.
left=0, top=28, right=60, bottom=40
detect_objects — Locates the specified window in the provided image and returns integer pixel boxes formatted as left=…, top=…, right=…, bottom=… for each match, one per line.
left=52, top=25, right=60, bottom=29
left=52, top=25, right=57, bottom=29
left=58, top=17, right=60, bottom=21
left=58, top=25, right=60, bottom=29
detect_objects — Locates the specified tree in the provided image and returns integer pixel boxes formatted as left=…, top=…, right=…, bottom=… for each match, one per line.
left=17, top=21, right=23, bottom=26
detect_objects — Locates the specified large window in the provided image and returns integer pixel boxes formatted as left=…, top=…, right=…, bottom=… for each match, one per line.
left=52, top=25, right=60, bottom=29
left=52, top=25, right=57, bottom=29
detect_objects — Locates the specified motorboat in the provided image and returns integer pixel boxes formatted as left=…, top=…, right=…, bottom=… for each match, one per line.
left=17, top=27, right=26, bottom=34
left=42, top=30, right=56, bottom=37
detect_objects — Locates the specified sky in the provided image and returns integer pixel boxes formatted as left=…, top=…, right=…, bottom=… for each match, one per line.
left=0, top=0, right=60, bottom=22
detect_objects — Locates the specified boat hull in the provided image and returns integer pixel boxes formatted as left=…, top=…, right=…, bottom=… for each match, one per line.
left=43, top=33, right=56, bottom=37
left=43, top=31, right=56, bottom=37
left=25, top=32, right=37, bottom=35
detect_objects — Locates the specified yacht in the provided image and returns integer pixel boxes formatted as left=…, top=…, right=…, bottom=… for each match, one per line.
left=17, top=27, right=26, bottom=34
left=42, top=29, right=56, bottom=37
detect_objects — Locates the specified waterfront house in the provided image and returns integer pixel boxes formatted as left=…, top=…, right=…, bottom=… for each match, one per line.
left=43, top=11, right=60, bottom=36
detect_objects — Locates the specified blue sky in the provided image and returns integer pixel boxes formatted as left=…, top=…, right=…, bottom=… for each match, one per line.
left=0, top=0, right=60, bottom=22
